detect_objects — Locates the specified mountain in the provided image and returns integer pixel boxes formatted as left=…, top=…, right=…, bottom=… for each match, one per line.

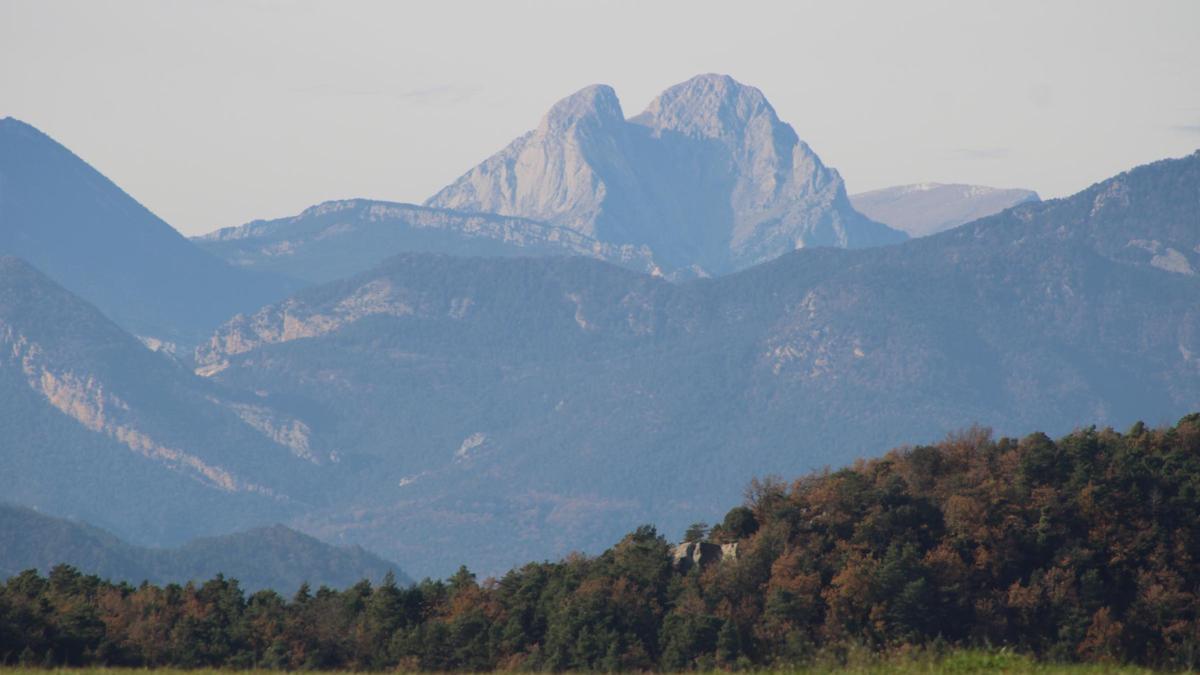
left=0, top=504, right=410, bottom=591
left=427, top=74, right=906, bottom=275
left=850, top=182, right=1040, bottom=237
left=195, top=75, right=902, bottom=283
left=0, top=256, right=336, bottom=547
left=0, top=117, right=296, bottom=344
left=195, top=151, right=1200, bottom=577
left=194, top=199, right=660, bottom=284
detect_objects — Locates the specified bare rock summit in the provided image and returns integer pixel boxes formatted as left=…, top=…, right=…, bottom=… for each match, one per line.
left=427, top=74, right=906, bottom=275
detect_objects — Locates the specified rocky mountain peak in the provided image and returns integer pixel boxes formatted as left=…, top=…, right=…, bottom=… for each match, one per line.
left=0, top=117, right=70, bottom=159
left=426, top=75, right=906, bottom=274
left=631, top=73, right=783, bottom=143
left=0, top=254, right=32, bottom=272
left=1, top=117, right=56, bottom=156
left=539, top=84, right=625, bottom=134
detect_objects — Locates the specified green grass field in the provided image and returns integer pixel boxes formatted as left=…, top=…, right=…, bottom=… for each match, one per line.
left=0, top=649, right=1177, bottom=674
left=784, top=648, right=1163, bottom=673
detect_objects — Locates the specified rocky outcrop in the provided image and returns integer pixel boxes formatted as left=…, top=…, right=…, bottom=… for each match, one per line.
left=194, top=277, right=431, bottom=375
left=1, top=308, right=267, bottom=495
left=428, top=85, right=630, bottom=241
left=427, top=74, right=906, bottom=276
left=672, top=541, right=739, bottom=573
left=194, top=253, right=675, bottom=377
left=0, top=256, right=318, bottom=513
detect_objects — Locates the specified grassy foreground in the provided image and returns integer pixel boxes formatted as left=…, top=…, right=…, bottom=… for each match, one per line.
left=0, top=649, right=1175, bottom=674
left=786, top=648, right=1163, bottom=673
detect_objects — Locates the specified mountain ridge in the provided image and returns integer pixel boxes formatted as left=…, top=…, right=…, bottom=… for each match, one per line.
left=193, top=76, right=906, bottom=283
left=5, top=112, right=1197, bottom=579
left=851, top=181, right=1040, bottom=237
left=190, top=150, right=1199, bottom=576
left=193, top=198, right=663, bottom=284
left=0, top=503, right=411, bottom=591
left=0, top=117, right=297, bottom=344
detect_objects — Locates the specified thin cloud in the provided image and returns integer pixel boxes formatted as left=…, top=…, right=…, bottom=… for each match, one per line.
left=1172, top=123, right=1200, bottom=135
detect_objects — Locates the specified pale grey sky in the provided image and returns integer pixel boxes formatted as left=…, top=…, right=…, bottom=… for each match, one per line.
left=2, top=0, right=1198, bottom=236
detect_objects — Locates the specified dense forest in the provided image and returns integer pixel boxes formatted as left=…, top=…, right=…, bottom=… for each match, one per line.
left=3, top=414, right=1200, bottom=670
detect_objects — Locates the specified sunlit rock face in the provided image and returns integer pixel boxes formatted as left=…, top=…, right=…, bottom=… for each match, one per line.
left=427, top=74, right=906, bottom=276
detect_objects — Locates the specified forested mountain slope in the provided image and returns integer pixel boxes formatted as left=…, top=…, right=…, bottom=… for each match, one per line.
left=195, top=151, right=1200, bottom=576
left=0, top=256, right=329, bottom=545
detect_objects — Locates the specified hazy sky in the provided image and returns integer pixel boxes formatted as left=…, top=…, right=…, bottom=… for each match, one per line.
left=3, top=0, right=1199, bottom=236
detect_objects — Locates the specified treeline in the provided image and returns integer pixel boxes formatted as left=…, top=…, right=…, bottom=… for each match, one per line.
left=3, top=414, right=1200, bottom=670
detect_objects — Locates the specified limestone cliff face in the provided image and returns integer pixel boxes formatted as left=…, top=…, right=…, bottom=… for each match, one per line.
left=671, top=541, right=738, bottom=573
left=628, top=74, right=899, bottom=267
left=427, top=75, right=906, bottom=275
left=429, top=85, right=632, bottom=239
left=0, top=256, right=321, bottom=503
left=194, top=276, right=431, bottom=374
left=4, top=327, right=258, bottom=493
left=194, top=253, right=674, bottom=374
